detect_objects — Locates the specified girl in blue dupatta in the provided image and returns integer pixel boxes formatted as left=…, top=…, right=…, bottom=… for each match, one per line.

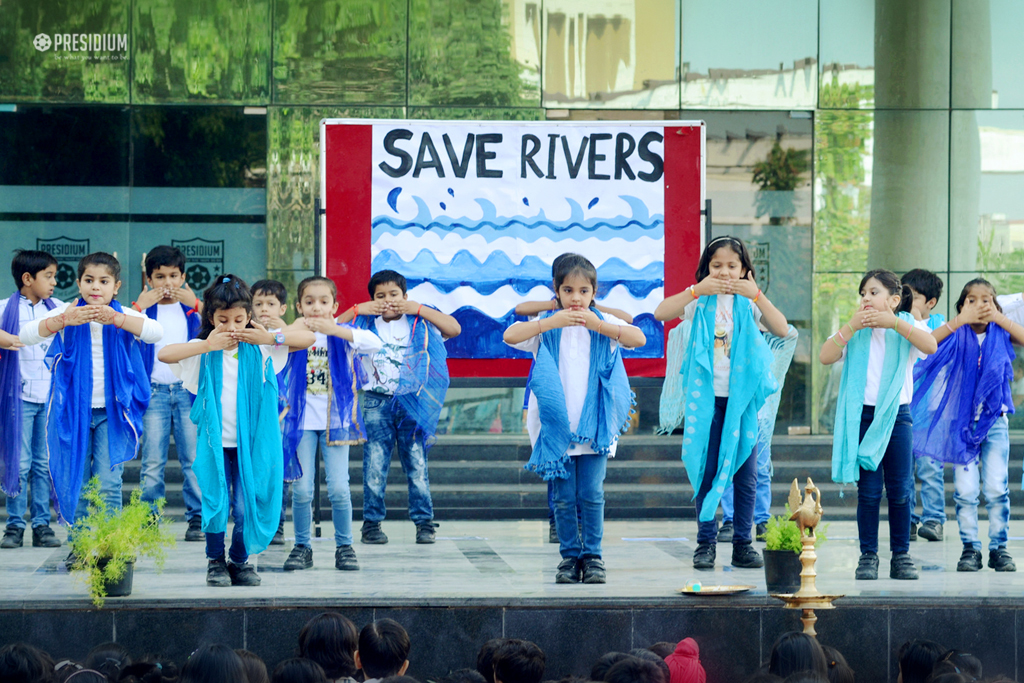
left=655, top=236, right=788, bottom=572
left=821, top=269, right=937, bottom=581
left=158, top=275, right=314, bottom=588
left=504, top=254, right=645, bottom=585
left=281, top=276, right=382, bottom=574
left=912, top=279, right=1024, bottom=573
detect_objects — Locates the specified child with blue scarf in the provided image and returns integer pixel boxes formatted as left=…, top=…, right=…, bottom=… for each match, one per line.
left=18, top=253, right=162, bottom=562
left=504, top=254, right=645, bottom=584
left=821, top=269, right=936, bottom=581
left=159, top=275, right=314, bottom=588
left=912, top=278, right=1024, bottom=573
left=655, top=236, right=788, bottom=571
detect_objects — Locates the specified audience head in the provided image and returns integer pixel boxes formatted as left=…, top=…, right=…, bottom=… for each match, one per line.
left=930, top=651, right=983, bottom=682
left=298, top=612, right=359, bottom=681
left=591, top=652, right=632, bottom=681
left=235, top=650, right=270, bottom=683
left=438, top=669, right=488, bottom=683
left=118, top=658, right=179, bottom=683
left=925, top=674, right=969, bottom=683
left=820, top=646, right=853, bottom=683
left=783, top=673, right=828, bottom=683
left=647, top=643, right=675, bottom=660
left=179, top=644, right=249, bottom=683
left=604, top=657, right=664, bottom=683
left=477, top=639, right=509, bottom=683
left=629, top=649, right=670, bottom=683
left=768, top=633, right=828, bottom=679
left=898, top=640, right=947, bottom=683
left=58, top=671, right=107, bottom=683
left=272, top=657, right=329, bottom=683
left=381, top=677, right=422, bottom=683
left=357, top=619, right=411, bottom=680
left=743, top=675, right=782, bottom=683
left=85, top=642, right=131, bottom=682
left=492, top=639, right=545, bottom=683
left=0, top=642, right=54, bottom=683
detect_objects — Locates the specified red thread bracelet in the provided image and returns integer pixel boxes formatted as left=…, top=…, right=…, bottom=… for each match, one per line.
left=131, top=301, right=142, bottom=312
left=417, top=304, right=423, bottom=317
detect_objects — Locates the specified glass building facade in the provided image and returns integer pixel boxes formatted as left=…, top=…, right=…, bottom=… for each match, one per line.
left=2, top=0, right=1023, bottom=434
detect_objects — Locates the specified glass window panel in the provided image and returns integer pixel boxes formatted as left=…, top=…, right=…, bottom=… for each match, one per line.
left=679, top=0, right=816, bottom=109
left=951, top=110, right=1024, bottom=272
left=818, top=0, right=874, bottom=109
left=951, top=0, right=1021, bottom=109
left=133, top=0, right=270, bottom=104
left=873, top=0, right=950, bottom=109
left=273, top=0, right=407, bottom=106
left=814, top=109, right=872, bottom=273
left=542, top=0, right=679, bottom=109
left=411, top=0, right=540, bottom=107
left=267, top=269, right=314, bottom=324
left=408, top=107, right=545, bottom=121
left=0, top=0, right=130, bottom=102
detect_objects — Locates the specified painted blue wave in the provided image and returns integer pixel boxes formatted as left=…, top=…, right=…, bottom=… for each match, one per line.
left=444, top=309, right=663, bottom=360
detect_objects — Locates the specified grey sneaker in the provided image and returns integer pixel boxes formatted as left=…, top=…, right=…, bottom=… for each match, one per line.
left=555, top=557, right=582, bottom=583
left=731, top=543, right=763, bottom=568
left=548, top=520, right=558, bottom=544
left=335, top=545, right=359, bottom=571
left=581, top=556, right=607, bottom=584
left=415, top=521, right=438, bottom=544
left=270, top=520, right=286, bottom=546
left=361, top=520, right=388, bottom=544
left=227, top=562, right=261, bottom=586
left=890, top=552, right=919, bottom=580
left=1, top=526, right=24, bottom=549
left=184, top=517, right=204, bottom=542
left=206, top=558, right=231, bottom=587
left=693, top=543, right=716, bottom=570
left=957, top=546, right=982, bottom=572
left=988, top=547, right=1016, bottom=572
left=283, top=544, right=313, bottom=571
left=918, top=520, right=943, bottom=542
left=855, top=552, right=878, bottom=580
left=717, top=521, right=734, bottom=543
left=31, top=525, right=61, bottom=548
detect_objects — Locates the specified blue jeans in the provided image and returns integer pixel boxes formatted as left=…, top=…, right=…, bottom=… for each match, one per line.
left=552, top=454, right=607, bottom=558
left=911, top=454, right=947, bottom=525
left=695, top=398, right=757, bottom=545
left=954, top=416, right=1010, bottom=551
left=139, top=382, right=201, bottom=521
left=205, top=448, right=247, bottom=564
left=720, top=439, right=772, bottom=526
left=293, top=430, right=353, bottom=547
left=70, top=408, right=124, bottom=534
left=6, top=401, right=53, bottom=529
left=361, top=392, right=433, bottom=523
left=857, top=404, right=913, bottom=555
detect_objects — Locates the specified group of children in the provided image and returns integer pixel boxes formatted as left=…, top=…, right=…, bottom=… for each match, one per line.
left=1, top=235, right=1021, bottom=587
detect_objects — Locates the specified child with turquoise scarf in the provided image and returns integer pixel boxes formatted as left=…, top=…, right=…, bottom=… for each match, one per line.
left=821, top=269, right=936, bottom=581
left=159, top=275, right=314, bottom=588
left=655, top=236, right=788, bottom=571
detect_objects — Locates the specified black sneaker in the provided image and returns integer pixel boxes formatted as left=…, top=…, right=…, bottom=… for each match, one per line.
left=989, top=547, right=1016, bottom=572
left=207, top=558, right=231, bottom=587
left=755, top=522, right=768, bottom=542
left=227, top=562, right=261, bottom=586
left=548, top=520, right=558, bottom=544
left=555, top=557, right=582, bottom=583
left=918, top=520, right=943, bottom=542
left=63, top=550, right=78, bottom=571
left=957, top=546, right=982, bottom=572
left=717, top=521, right=734, bottom=543
left=890, top=552, right=919, bottom=580
left=335, top=545, right=359, bottom=571
left=855, top=552, right=878, bottom=580
left=270, top=520, right=285, bottom=546
left=1, top=525, right=24, bottom=549
left=184, top=517, right=204, bottom=542
left=581, top=556, right=607, bottom=584
left=361, top=520, right=388, bottom=544
left=693, top=543, right=716, bottom=570
left=909, top=522, right=918, bottom=541
left=283, top=544, right=313, bottom=571
left=731, top=543, right=764, bottom=568
left=415, top=521, right=438, bottom=544
left=31, top=525, right=61, bottom=548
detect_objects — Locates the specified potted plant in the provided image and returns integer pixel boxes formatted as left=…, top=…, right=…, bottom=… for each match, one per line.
left=69, top=477, right=176, bottom=606
left=763, top=505, right=827, bottom=594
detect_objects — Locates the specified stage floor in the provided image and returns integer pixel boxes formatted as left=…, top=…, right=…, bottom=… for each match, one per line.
left=3, top=519, right=1023, bottom=608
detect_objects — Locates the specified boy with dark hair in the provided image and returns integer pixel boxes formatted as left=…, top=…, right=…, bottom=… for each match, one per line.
left=901, top=268, right=947, bottom=543
left=355, top=618, right=411, bottom=682
left=477, top=639, right=509, bottom=683
left=492, top=640, right=545, bottom=683
left=338, top=269, right=461, bottom=545
left=0, top=250, right=62, bottom=549
left=133, top=245, right=204, bottom=541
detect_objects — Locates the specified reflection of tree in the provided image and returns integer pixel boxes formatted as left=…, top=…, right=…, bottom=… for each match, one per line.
left=751, top=140, right=809, bottom=225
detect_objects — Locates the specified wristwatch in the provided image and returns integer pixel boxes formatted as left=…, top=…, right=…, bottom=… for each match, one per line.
left=274, top=332, right=285, bottom=347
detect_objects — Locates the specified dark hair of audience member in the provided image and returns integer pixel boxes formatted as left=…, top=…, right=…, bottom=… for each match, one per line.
left=630, top=649, right=671, bottom=683
left=272, top=657, right=329, bottom=683
left=591, top=652, right=632, bottom=682
left=605, top=658, right=664, bottom=683
left=898, top=640, right=947, bottom=683
left=647, top=643, right=676, bottom=660
left=381, top=676, right=422, bottom=683
left=743, top=674, right=783, bottom=683
left=820, top=645, right=853, bottom=683
left=554, top=676, right=590, bottom=683
left=179, top=644, right=249, bottom=683
left=0, top=642, right=55, bottom=683
left=492, top=639, right=546, bottom=683
left=235, top=650, right=270, bottom=683
left=477, top=639, right=509, bottom=683
left=768, top=633, right=828, bottom=679
left=119, top=658, right=180, bottom=683
left=298, top=612, right=359, bottom=681
left=784, top=673, right=829, bottom=683
left=58, top=671, right=107, bottom=683
left=84, top=642, right=131, bottom=682
left=934, top=651, right=983, bottom=681
left=926, top=674, right=969, bottom=683
left=358, top=619, right=411, bottom=680
left=437, top=669, right=488, bottom=683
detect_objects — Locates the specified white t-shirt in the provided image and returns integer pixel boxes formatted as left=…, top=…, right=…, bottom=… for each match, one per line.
left=303, top=329, right=383, bottom=431
left=842, top=318, right=929, bottom=406
left=151, top=303, right=190, bottom=385
left=360, top=315, right=412, bottom=395
left=170, top=340, right=288, bottom=448
left=0, top=294, right=64, bottom=404
left=682, top=296, right=762, bottom=397
left=507, top=314, right=636, bottom=457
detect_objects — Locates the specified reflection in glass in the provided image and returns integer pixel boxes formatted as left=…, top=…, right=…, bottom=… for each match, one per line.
left=133, top=0, right=270, bottom=103
left=409, top=107, right=544, bottom=121
left=679, top=0, right=817, bottom=109
left=542, top=0, right=679, bottom=109
left=817, top=0, right=874, bottom=108
left=873, top=0, right=950, bottom=109
left=273, top=0, right=407, bottom=105
left=267, top=269, right=313, bottom=324
left=951, top=0, right=999, bottom=109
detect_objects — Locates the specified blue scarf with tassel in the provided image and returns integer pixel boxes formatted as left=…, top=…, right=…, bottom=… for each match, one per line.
left=282, top=328, right=366, bottom=481
left=831, top=312, right=916, bottom=484
left=680, top=295, right=777, bottom=522
left=191, top=343, right=283, bottom=555
left=141, top=302, right=200, bottom=378
left=45, top=300, right=151, bottom=524
left=525, top=310, right=634, bottom=481
left=0, top=294, right=57, bottom=496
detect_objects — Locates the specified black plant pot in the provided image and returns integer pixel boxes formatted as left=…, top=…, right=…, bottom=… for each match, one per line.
left=98, top=559, right=134, bottom=597
left=763, top=549, right=802, bottom=593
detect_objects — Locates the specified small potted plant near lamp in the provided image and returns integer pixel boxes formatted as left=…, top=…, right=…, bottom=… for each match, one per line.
left=763, top=505, right=827, bottom=594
